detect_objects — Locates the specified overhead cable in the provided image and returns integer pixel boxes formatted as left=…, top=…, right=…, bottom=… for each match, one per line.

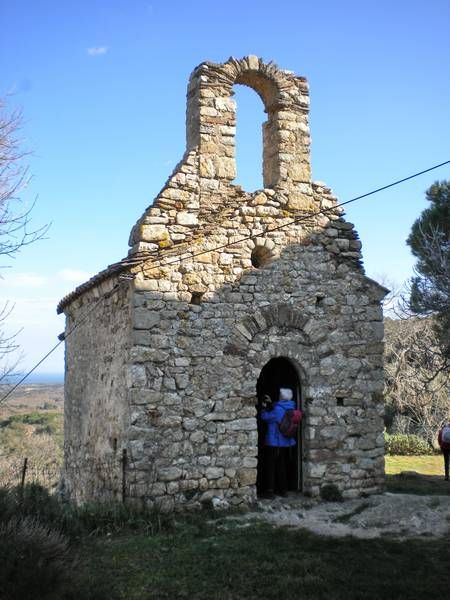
left=1, top=159, right=448, bottom=403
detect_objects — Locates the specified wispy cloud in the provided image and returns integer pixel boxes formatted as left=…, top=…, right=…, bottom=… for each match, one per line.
left=58, top=269, right=92, bottom=283
left=7, top=78, right=32, bottom=95
left=5, top=296, right=60, bottom=327
left=5, top=272, right=47, bottom=288
left=86, top=46, right=109, bottom=56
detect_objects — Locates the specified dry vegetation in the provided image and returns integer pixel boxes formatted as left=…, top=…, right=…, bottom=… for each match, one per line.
left=0, top=383, right=63, bottom=414
left=0, top=384, right=63, bottom=488
left=384, top=316, right=448, bottom=444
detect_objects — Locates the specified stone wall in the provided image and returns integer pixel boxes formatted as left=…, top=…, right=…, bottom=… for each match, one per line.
left=124, top=195, right=386, bottom=510
left=62, top=278, right=131, bottom=503
left=60, top=56, right=387, bottom=509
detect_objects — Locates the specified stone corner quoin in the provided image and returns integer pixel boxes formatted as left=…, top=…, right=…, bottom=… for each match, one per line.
left=58, top=55, right=387, bottom=512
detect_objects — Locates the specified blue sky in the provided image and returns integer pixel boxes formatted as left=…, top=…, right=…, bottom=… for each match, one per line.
left=1, top=0, right=449, bottom=375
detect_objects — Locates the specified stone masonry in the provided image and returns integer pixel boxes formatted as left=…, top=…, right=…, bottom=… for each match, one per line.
left=58, top=56, right=387, bottom=511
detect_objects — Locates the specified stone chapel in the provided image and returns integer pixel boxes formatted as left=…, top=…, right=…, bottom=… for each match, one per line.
left=58, top=56, right=387, bottom=510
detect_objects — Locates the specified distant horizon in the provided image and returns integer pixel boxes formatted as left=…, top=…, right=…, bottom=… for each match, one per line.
left=1, top=372, right=64, bottom=385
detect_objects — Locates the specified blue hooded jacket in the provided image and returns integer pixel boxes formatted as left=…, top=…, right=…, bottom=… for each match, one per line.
left=260, top=399, right=297, bottom=447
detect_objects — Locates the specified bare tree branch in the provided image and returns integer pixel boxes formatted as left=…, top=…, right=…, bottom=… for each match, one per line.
left=384, top=316, right=449, bottom=446
left=0, top=98, right=49, bottom=401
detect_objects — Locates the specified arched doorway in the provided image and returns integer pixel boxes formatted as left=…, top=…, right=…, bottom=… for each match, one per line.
left=256, top=357, right=303, bottom=495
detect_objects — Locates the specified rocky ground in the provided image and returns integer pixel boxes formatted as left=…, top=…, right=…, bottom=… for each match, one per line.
left=240, top=491, right=450, bottom=539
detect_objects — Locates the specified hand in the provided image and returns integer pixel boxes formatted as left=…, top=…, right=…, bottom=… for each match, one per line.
left=261, top=395, right=272, bottom=410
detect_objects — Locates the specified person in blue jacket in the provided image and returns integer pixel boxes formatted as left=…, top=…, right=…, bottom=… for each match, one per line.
left=260, top=387, right=296, bottom=498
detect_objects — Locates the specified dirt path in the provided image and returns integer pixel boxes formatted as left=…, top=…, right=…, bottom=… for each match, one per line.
left=242, top=492, right=450, bottom=539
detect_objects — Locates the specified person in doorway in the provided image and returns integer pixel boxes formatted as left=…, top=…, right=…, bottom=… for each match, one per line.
left=437, top=420, right=450, bottom=481
left=260, top=387, right=297, bottom=498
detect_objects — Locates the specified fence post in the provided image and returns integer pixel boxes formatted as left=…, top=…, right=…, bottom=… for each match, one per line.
left=121, top=449, right=127, bottom=503
left=20, top=457, right=28, bottom=498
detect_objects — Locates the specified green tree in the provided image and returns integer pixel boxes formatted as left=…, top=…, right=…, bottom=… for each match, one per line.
left=406, top=181, right=450, bottom=360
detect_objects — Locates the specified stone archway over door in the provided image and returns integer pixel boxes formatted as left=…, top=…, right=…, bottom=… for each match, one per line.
left=256, top=357, right=302, bottom=495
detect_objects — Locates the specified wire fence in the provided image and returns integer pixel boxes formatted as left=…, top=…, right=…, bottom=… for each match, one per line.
left=0, top=451, right=134, bottom=502
left=0, top=456, right=62, bottom=490
left=63, top=450, right=130, bottom=502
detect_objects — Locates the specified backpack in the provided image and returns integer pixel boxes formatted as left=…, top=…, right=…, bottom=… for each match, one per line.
left=442, top=426, right=450, bottom=444
left=278, top=408, right=302, bottom=438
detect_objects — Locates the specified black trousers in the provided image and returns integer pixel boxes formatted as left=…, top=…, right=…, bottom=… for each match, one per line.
left=443, top=449, right=449, bottom=479
left=265, top=446, right=290, bottom=495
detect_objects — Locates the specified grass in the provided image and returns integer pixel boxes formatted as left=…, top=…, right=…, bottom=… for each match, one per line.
left=2, top=453, right=450, bottom=599
left=385, top=454, right=443, bottom=476
left=385, top=455, right=449, bottom=495
left=74, top=453, right=450, bottom=600
left=0, top=484, right=175, bottom=600
left=1, top=397, right=448, bottom=598
left=77, top=516, right=450, bottom=600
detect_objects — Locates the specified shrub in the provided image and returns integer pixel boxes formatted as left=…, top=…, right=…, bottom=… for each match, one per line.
left=320, top=483, right=343, bottom=502
left=0, top=486, right=121, bottom=599
left=0, top=513, right=112, bottom=600
left=0, top=484, right=80, bottom=537
left=1, top=411, right=62, bottom=436
left=384, top=432, right=433, bottom=455
left=0, top=516, right=73, bottom=600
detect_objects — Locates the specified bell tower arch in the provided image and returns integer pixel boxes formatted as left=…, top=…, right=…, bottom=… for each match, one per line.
left=186, top=55, right=311, bottom=190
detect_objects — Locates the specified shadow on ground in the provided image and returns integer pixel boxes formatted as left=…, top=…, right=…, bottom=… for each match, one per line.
left=386, top=472, right=450, bottom=495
